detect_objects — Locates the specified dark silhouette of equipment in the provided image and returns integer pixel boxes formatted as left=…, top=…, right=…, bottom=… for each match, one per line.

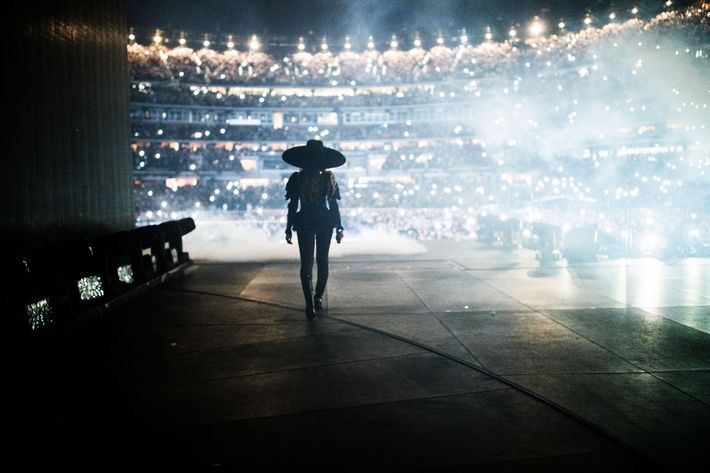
left=10, top=218, right=196, bottom=338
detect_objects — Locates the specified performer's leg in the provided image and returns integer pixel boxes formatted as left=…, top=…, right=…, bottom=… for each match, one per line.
left=314, top=226, right=334, bottom=309
left=297, top=230, right=316, bottom=318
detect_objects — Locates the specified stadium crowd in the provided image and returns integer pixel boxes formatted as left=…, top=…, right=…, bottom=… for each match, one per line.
left=128, top=3, right=709, bottom=86
left=128, top=2, right=710, bottom=258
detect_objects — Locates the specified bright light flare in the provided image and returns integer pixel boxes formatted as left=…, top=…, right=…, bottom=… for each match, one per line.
left=249, top=35, right=260, bottom=51
left=528, top=17, right=545, bottom=36
left=641, top=233, right=665, bottom=252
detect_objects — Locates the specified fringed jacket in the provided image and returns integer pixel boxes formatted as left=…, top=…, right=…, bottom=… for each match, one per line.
left=285, top=169, right=343, bottom=232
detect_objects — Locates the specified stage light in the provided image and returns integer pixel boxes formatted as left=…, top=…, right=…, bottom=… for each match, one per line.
left=26, top=299, right=53, bottom=331
left=641, top=233, right=665, bottom=252
left=117, top=264, right=134, bottom=284
left=249, top=35, right=260, bottom=51
left=484, top=27, right=493, bottom=41
left=77, top=275, right=104, bottom=301
left=528, top=17, right=545, bottom=36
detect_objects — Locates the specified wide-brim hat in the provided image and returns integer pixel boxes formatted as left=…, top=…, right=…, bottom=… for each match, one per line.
left=282, top=140, right=346, bottom=169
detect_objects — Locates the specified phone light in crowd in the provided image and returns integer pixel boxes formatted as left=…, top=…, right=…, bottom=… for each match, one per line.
left=248, top=35, right=260, bottom=51
left=609, top=12, right=616, bottom=21
left=484, top=27, right=493, bottom=41
left=153, top=30, right=162, bottom=44
left=298, top=37, right=305, bottom=51
left=436, top=33, right=445, bottom=45
left=128, top=33, right=135, bottom=41
left=558, top=20, right=566, bottom=30
left=344, top=36, right=352, bottom=50
left=665, top=1, right=672, bottom=7
left=460, top=29, right=468, bottom=44
left=584, top=15, right=593, bottom=27
left=390, top=34, right=398, bottom=49
left=227, top=35, right=235, bottom=49
left=367, top=36, right=375, bottom=50
left=413, top=34, right=422, bottom=48
left=321, top=37, right=328, bottom=50
left=509, top=27, right=517, bottom=38
left=631, top=7, right=639, bottom=16
left=203, top=38, right=210, bottom=48
left=528, top=16, right=545, bottom=37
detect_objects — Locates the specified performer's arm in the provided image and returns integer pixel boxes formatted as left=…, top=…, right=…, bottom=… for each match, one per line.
left=329, top=196, right=343, bottom=231
left=327, top=172, right=344, bottom=243
left=327, top=172, right=343, bottom=231
left=285, top=172, right=299, bottom=237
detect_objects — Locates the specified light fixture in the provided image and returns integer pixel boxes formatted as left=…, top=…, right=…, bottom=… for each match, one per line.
left=528, top=16, right=545, bottom=36
left=249, top=34, right=260, bottom=51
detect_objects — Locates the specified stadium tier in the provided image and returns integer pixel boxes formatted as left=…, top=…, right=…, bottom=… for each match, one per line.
left=128, top=2, right=710, bottom=257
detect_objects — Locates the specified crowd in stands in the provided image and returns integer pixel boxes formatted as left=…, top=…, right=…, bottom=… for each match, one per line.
left=132, top=122, right=479, bottom=142
left=127, top=3, right=709, bottom=86
left=129, top=82, right=474, bottom=108
left=127, top=2, right=710, bottom=257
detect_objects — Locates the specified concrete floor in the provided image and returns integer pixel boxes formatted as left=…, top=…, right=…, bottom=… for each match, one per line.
left=13, top=242, right=710, bottom=471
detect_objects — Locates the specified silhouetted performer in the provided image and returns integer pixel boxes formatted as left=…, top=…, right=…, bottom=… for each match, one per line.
left=283, top=140, right=345, bottom=319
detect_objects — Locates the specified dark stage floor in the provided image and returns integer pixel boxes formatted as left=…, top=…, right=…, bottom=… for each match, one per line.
left=15, top=242, right=710, bottom=471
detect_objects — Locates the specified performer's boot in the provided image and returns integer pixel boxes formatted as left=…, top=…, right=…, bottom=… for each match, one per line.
left=314, top=293, right=323, bottom=312
left=301, top=273, right=316, bottom=319
left=314, top=281, right=326, bottom=312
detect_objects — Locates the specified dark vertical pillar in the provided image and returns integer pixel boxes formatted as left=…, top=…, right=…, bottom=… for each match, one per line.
left=5, top=0, right=132, bottom=249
